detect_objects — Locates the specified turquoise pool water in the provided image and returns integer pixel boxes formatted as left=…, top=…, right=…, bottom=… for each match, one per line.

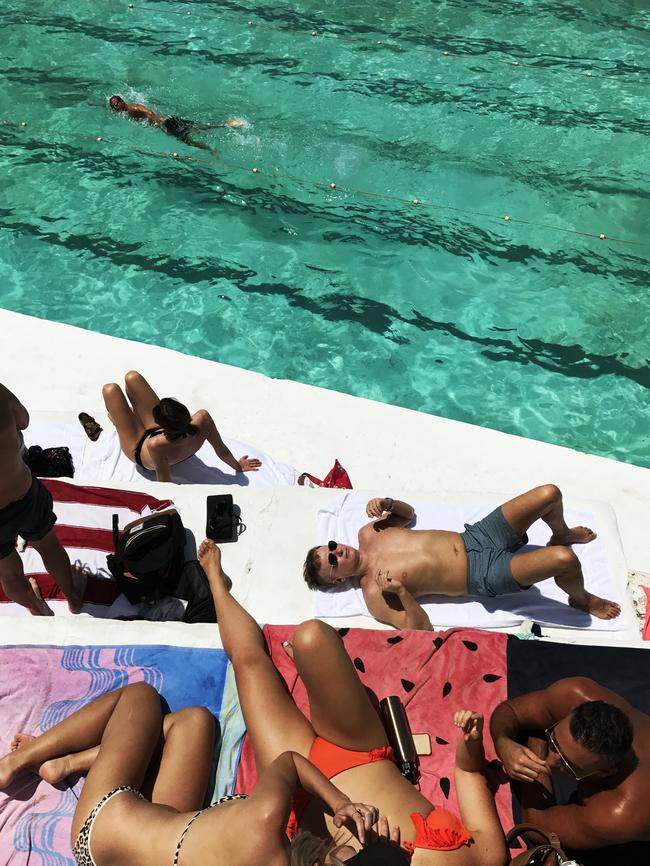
left=1, top=0, right=648, bottom=466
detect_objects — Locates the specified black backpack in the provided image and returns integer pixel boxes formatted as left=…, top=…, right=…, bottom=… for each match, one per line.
left=106, top=510, right=186, bottom=604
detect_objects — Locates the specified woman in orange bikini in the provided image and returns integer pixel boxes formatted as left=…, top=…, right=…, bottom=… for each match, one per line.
left=205, top=539, right=508, bottom=866
left=102, top=370, right=262, bottom=482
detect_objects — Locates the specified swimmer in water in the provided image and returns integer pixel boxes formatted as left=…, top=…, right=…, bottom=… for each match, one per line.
left=108, top=95, right=244, bottom=153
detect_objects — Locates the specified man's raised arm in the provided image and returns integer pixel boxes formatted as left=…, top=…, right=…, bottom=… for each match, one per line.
left=490, top=692, right=552, bottom=782
left=365, top=570, right=433, bottom=631
left=365, top=497, right=414, bottom=528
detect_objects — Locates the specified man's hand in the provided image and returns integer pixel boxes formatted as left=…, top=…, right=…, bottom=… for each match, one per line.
left=498, top=738, right=549, bottom=782
left=226, top=117, right=245, bottom=128
left=366, top=498, right=392, bottom=518
left=238, top=455, right=262, bottom=472
left=375, top=569, right=406, bottom=596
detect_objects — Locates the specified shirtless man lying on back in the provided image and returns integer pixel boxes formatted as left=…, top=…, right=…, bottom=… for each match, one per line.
left=302, top=485, right=620, bottom=630
left=108, top=95, right=243, bottom=153
left=0, top=384, right=86, bottom=615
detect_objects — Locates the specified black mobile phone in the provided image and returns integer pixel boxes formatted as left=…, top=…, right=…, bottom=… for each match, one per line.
left=206, top=494, right=236, bottom=543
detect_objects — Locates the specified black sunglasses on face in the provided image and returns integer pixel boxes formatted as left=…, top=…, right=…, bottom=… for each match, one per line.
left=327, top=540, right=337, bottom=567
left=545, top=724, right=594, bottom=781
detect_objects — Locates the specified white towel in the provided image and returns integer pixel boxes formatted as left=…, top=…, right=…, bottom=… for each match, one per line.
left=24, top=421, right=295, bottom=486
left=313, top=493, right=625, bottom=631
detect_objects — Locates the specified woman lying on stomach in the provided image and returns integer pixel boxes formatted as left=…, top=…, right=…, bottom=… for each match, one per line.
left=102, top=369, right=261, bottom=482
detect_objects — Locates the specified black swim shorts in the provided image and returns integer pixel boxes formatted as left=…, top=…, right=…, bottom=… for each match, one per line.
left=163, top=116, right=194, bottom=141
left=0, top=475, right=57, bottom=559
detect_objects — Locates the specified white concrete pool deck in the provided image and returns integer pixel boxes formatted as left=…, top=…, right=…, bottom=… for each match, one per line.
left=1, top=309, right=648, bottom=649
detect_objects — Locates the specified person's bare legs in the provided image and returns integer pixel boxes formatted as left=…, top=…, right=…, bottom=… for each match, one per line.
left=123, top=371, right=162, bottom=429
left=198, top=539, right=314, bottom=771
left=510, top=547, right=620, bottom=619
left=0, top=682, right=162, bottom=839
left=12, top=706, right=215, bottom=811
left=500, top=484, right=596, bottom=545
left=102, top=381, right=144, bottom=459
left=0, top=550, right=53, bottom=615
left=288, top=620, right=389, bottom=752
left=31, top=529, right=86, bottom=613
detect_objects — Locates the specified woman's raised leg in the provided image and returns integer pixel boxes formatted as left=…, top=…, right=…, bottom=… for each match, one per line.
left=102, top=381, right=143, bottom=458
left=199, top=540, right=314, bottom=770
left=124, top=370, right=162, bottom=429
left=290, top=619, right=388, bottom=752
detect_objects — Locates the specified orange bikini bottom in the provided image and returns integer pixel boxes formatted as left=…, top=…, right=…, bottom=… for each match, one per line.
left=285, top=736, right=472, bottom=854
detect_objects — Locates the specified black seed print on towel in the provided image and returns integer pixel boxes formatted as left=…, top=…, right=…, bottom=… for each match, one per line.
left=338, top=628, right=349, bottom=637
left=442, top=681, right=452, bottom=697
left=433, top=637, right=444, bottom=649
left=462, top=640, right=478, bottom=651
left=401, top=679, right=415, bottom=692
left=440, top=777, right=451, bottom=799
left=435, top=736, right=449, bottom=745
left=354, top=657, right=365, bottom=673
left=483, top=674, right=501, bottom=683
left=387, top=635, right=403, bottom=644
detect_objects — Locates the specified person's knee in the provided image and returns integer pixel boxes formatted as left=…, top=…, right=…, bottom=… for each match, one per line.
left=168, top=706, right=215, bottom=738
left=102, top=382, right=121, bottom=403
left=552, top=546, right=579, bottom=571
left=124, top=370, right=144, bottom=388
left=293, top=619, right=337, bottom=655
left=123, top=681, right=160, bottom=703
left=538, top=483, right=562, bottom=506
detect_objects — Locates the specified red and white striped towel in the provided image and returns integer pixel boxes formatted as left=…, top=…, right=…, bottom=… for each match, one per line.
left=1, top=480, right=174, bottom=617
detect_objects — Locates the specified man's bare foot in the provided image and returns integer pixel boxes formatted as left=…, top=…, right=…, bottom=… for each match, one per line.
left=549, top=526, right=596, bottom=546
left=28, top=578, right=54, bottom=616
left=67, top=565, right=88, bottom=614
left=569, top=594, right=621, bottom=619
left=281, top=639, right=295, bottom=662
left=198, top=539, right=232, bottom=590
left=10, top=732, right=35, bottom=752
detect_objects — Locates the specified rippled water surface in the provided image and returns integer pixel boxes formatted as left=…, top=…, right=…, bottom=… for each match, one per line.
left=1, top=0, right=649, bottom=465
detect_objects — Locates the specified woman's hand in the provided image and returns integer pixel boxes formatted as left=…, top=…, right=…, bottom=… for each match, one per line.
left=333, top=801, right=379, bottom=845
left=453, top=710, right=484, bottom=741
left=238, top=454, right=262, bottom=472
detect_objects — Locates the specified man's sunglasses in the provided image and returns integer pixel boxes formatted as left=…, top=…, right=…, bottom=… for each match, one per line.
left=545, top=723, right=594, bottom=781
left=327, top=540, right=338, bottom=567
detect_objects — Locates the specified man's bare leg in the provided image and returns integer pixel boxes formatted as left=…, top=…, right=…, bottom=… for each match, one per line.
left=510, top=546, right=620, bottom=619
left=500, top=484, right=596, bottom=545
left=0, top=551, right=53, bottom=615
left=31, top=530, right=86, bottom=613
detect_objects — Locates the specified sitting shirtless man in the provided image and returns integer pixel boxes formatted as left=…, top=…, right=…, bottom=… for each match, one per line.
left=302, top=485, right=620, bottom=630
left=0, top=384, right=86, bottom=615
left=490, top=677, right=650, bottom=854
left=108, top=95, right=243, bottom=152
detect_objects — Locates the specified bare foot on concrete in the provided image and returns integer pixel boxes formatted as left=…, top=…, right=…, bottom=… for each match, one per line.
left=569, top=594, right=620, bottom=620
left=549, top=526, right=596, bottom=546
left=198, top=539, right=232, bottom=590
left=28, top=578, right=54, bottom=616
left=67, top=565, right=88, bottom=614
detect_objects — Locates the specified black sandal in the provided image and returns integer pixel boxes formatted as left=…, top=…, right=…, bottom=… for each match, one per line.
left=78, top=412, right=103, bottom=442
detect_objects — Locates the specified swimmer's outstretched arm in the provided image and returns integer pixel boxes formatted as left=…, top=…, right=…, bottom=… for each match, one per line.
left=192, top=118, right=245, bottom=130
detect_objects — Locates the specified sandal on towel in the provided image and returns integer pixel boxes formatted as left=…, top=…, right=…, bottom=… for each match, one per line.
left=78, top=412, right=102, bottom=441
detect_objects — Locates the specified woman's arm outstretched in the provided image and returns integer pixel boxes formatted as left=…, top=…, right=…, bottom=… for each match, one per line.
left=453, top=710, right=507, bottom=866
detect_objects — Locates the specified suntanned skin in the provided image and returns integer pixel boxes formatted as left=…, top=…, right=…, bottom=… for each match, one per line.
left=0, top=384, right=86, bottom=615
left=490, top=677, right=650, bottom=850
left=108, top=95, right=243, bottom=153
left=312, top=486, right=620, bottom=630
left=102, top=371, right=262, bottom=483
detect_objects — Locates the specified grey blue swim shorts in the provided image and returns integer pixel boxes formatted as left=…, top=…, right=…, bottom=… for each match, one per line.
left=0, top=475, right=56, bottom=559
left=460, top=506, right=528, bottom=597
